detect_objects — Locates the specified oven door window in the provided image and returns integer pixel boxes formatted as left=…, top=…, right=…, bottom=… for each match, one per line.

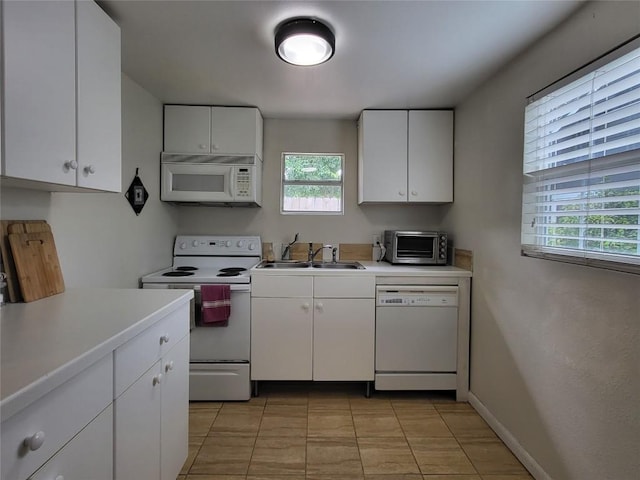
left=396, top=235, right=434, bottom=258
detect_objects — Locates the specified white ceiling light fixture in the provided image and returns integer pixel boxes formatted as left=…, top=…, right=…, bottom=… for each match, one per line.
left=275, top=18, right=335, bottom=66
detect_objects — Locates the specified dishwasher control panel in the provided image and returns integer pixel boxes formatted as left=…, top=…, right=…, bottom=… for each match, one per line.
left=376, top=287, right=458, bottom=307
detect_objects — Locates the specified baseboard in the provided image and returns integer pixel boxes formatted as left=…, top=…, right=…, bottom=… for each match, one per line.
left=468, top=391, right=552, bottom=480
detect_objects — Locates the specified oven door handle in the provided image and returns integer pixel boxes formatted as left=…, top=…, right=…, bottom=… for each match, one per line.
left=190, top=284, right=252, bottom=293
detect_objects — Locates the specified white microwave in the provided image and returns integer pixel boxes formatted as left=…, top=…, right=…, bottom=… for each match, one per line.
left=161, top=153, right=262, bottom=206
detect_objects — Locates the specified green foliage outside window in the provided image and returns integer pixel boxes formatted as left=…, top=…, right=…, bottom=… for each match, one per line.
left=282, top=154, right=344, bottom=213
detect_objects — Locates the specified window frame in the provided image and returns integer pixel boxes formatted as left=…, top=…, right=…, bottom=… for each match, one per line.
left=521, top=35, right=640, bottom=275
left=280, top=152, right=345, bottom=215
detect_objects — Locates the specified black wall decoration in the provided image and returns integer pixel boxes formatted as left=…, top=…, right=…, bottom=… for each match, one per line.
left=124, top=168, right=149, bottom=215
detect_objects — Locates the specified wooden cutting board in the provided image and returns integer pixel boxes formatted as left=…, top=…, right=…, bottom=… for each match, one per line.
left=0, top=220, right=49, bottom=302
left=9, top=230, right=65, bottom=302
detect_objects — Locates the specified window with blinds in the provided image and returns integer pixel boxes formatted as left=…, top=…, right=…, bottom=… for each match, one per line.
left=521, top=38, right=640, bottom=274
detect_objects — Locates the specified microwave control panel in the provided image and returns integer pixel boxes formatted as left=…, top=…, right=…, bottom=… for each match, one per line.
left=235, top=168, right=252, bottom=198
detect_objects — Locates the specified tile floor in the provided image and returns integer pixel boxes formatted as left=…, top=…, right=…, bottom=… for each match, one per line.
left=178, top=382, right=532, bottom=480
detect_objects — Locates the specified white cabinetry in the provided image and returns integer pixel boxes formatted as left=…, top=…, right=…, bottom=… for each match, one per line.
left=1, top=355, right=113, bottom=480
left=28, top=406, right=113, bottom=480
left=251, top=275, right=375, bottom=382
left=164, top=105, right=263, bottom=158
left=251, top=276, right=313, bottom=380
left=114, top=306, right=190, bottom=480
left=313, top=276, right=375, bottom=380
left=1, top=0, right=121, bottom=192
left=358, top=110, right=453, bottom=203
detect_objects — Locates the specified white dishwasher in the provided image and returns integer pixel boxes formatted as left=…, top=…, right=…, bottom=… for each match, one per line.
left=375, top=285, right=459, bottom=391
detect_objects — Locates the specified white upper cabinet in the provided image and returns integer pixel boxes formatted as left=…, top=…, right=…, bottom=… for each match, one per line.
left=358, top=110, right=408, bottom=202
left=358, top=110, right=453, bottom=203
left=2, top=0, right=77, bottom=187
left=1, top=0, right=122, bottom=192
left=163, top=105, right=264, bottom=158
left=76, top=0, right=122, bottom=192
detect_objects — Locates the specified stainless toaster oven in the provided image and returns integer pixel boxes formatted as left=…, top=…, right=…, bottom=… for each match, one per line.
left=383, top=230, right=448, bottom=265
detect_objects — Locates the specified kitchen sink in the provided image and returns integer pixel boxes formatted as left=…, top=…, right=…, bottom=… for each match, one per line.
left=256, top=261, right=310, bottom=269
left=312, top=261, right=365, bottom=269
left=255, top=260, right=365, bottom=270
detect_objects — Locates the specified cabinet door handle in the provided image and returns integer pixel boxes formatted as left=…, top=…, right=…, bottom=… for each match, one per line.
left=152, top=373, right=163, bottom=386
left=84, top=165, right=96, bottom=175
left=315, top=302, right=324, bottom=312
left=55, top=476, right=65, bottom=480
left=160, top=334, right=170, bottom=345
left=198, top=144, right=208, bottom=150
left=411, top=190, right=418, bottom=196
left=24, top=430, right=45, bottom=451
left=399, top=190, right=405, bottom=196
left=302, top=303, right=310, bottom=312
left=211, top=144, right=219, bottom=151
left=165, top=361, right=174, bottom=373
left=64, top=160, right=78, bottom=170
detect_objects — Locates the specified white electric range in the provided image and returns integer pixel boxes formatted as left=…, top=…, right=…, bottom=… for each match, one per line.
left=141, top=235, right=261, bottom=401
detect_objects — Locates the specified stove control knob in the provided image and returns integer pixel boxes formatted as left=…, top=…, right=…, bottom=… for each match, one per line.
left=192, top=240, right=199, bottom=247
left=225, top=241, right=232, bottom=247
left=248, top=243, right=256, bottom=251
left=179, top=242, right=187, bottom=250
left=237, top=240, right=245, bottom=248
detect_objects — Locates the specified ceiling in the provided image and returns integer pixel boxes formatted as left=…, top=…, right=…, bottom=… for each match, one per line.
left=99, top=0, right=584, bottom=119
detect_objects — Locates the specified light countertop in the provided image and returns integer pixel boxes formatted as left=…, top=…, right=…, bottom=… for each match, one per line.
left=0, top=288, right=193, bottom=422
left=251, top=260, right=472, bottom=277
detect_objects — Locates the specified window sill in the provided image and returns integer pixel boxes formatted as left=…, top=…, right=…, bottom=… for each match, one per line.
left=521, top=246, right=640, bottom=276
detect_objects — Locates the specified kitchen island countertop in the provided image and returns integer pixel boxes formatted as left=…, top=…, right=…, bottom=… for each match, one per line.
left=0, top=288, right=193, bottom=422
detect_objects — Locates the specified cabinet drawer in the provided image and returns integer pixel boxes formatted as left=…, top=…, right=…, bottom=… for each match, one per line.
left=252, top=275, right=313, bottom=298
left=314, top=275, right=375, bottom=298
left=28, top=405, right=113, bottom=480
left=1, top=354, right=112, bottom=480
left=114, top=306, right=189, bottom=398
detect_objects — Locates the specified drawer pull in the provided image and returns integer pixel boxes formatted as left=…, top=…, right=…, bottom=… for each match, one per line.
left=24, top=430, right=45, bottom=451
left=159, top=334, right=170, bottom=345
left=152, top=374, right=163, bottom=386
left=165, top=361, right=174, bottom=373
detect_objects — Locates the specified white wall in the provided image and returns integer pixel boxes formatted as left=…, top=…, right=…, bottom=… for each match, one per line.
left=442, top=2, right=640, bottom=479
left=0, top=75, right=178, bottom=288
left=176, top=118, right=445, bottom=248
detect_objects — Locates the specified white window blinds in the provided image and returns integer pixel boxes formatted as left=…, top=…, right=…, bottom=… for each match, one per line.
left=521, top=39, right=640, bottom=274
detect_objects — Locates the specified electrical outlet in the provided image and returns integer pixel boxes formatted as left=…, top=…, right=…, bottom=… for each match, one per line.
left=372, top=234, right=381, bottom=246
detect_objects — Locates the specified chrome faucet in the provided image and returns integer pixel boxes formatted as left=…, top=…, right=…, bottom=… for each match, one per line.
left=308, top=243, right=333, bottom=262
left=281, top=232, right=299, bottom=260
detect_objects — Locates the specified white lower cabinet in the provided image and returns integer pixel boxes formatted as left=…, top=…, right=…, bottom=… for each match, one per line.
left=251, top=275, right=375, bottom=381
left=114, top=361, right=162, bottom=479
left=251, top=297, right=314, bottom=380
left=1, top=354, right=112, bottom=480
left=29, top=405, right=113, bottom=480
left=114, top=307, right=190, bottom=480
left=313, top=298, right=375, bottom=380
left=161, top=335, right=190, bottom=480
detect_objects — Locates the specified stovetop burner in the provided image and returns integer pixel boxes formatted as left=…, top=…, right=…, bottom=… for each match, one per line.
left=219, top=267, right=247, bottom=273
left=162, top=271, right=195, bottom=277
left=176, top=266, right=198, bottom=271
left=217, top=271, right=241, bottom=277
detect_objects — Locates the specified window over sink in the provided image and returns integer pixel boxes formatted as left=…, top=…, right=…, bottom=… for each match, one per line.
left=281, top=153, right=344, bottom=214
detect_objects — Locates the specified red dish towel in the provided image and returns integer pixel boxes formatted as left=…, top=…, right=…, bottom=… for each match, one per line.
left=200, top=284, right=231, bottom=326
